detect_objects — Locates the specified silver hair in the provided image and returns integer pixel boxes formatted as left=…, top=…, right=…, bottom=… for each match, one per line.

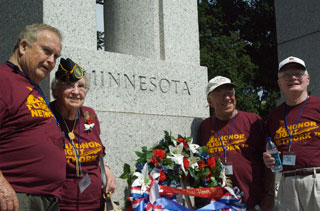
left=13, top=23, right=62, bottom=51
left=51, top=73, right=91, bottom=99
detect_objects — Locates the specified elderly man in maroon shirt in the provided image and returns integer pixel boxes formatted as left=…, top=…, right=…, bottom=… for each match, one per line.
left=0, top=23, right=66, bottom=211
left=197, top=76, right=273, bottom=210
left=263, top=56, right=320, bottom=211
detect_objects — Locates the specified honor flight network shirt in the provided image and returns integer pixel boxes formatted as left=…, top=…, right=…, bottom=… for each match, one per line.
left=267, top=96, right=320, bottom=171
left=197, top=111, right=266, bottom=208
left=0, top=63, right=66, bottom=199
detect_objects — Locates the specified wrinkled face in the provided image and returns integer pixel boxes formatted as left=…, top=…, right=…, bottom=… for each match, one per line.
left=55, top=78, right=87, bottom=111
left=208, top=85, right=236, bottom=119
left=277, top=64, right=309, bottom=96
left=19, top=30, right=62, bottom=85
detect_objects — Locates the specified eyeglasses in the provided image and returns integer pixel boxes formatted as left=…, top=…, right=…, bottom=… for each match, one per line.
left=62, top=82, right=87, bottom=92
left=279, top=71, right=306, bottom=81
left=214, top=90, right=235, bottom=98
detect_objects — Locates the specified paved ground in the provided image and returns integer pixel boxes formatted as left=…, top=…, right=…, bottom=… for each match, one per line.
left=274, top=173, right=281, bottom=211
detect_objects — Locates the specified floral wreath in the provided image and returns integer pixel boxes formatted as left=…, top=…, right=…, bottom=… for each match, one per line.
left=120, top=131, right=245, bottom=210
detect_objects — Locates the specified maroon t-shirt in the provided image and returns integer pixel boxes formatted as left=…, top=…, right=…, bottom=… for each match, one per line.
left=50, top=101, right=105, bottom=210
left=197, top=110, right=265, bottom=209
left=267, top=96, right=320, bottom=171
left=0, top=63, right=66, bottom=199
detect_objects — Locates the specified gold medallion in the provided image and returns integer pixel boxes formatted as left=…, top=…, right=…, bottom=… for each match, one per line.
left=68, top=132, right=75, bottom=140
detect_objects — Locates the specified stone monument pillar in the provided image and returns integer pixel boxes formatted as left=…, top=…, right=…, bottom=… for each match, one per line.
left=275, top=0, right=320, bottom=96
left=104, top=0, right=200, bottom=64
left=0, top=0, right=208, bottom=205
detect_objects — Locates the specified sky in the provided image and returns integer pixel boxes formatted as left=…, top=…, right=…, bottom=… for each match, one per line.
left=96, top=3, right=104, bottom=32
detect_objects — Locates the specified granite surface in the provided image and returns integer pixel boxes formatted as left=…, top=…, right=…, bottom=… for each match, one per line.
left=276, top=0, right=320, bottom=97
left=0, top=0, right=208, bottom=206
left=104, top=0, right=200, bottom=65
left=275, top=0, right=320, bottom=44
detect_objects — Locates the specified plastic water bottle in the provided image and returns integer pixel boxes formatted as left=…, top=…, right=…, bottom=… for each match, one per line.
left=266, top=137, right=283, bottom=172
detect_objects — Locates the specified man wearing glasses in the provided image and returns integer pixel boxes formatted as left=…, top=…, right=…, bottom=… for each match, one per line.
left=197, top=76, right=272, bottom=210
left=263, top=56, right=320, bottom=210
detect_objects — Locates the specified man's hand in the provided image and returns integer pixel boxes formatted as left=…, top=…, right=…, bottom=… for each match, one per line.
left=263, top=152, right=276, bottom=169
left=105, top=166, right=116, bottom=194
left=0, top=172, right=19, bottom=211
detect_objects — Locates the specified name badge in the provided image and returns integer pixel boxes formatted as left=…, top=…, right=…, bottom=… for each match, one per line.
left=283, top=152, right=296, bottom=166
left=78, top=172, right=92, bottom=193
left=225, top=164, right=233, bottom=175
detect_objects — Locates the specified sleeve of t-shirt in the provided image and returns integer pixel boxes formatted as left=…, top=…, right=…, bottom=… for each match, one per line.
left=196, top=121, right=205, bottom=146
left=0, top=98, right=8, bottom=128
left=250, top=114, right=266, bottom=154
left=93, top=109, right=100, bottom=136
left=92, top=108, right=106, bottom=156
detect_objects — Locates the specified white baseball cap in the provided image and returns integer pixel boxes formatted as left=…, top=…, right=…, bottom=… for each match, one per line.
left=278, top=56, right=306, bottom=72
left=206, top=76, right=236, bottom=96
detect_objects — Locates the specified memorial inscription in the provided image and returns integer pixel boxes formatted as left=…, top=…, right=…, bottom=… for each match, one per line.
left=92, top=70, right=191, bottom=95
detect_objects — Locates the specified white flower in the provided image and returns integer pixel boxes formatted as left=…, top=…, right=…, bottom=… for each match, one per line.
left=167, top=143, right=186, bottom=173
left=168, top=153, right=185, bottom=172
left=169, top=142, right=183, bottom=155
left=188, top=153, right=200, bottom=169
left=132, top=163, right=151, bottom=194
left=220, top=163, right=227, bottom=187
left=84, top=123, right=95, bottom=131
left=189, top=144, right=200, bottom=153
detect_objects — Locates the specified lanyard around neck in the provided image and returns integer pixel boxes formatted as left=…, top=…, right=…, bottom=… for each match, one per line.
left=61, top=110, right=82, bottom=167
left=215, top=112, right=237, bottom=163
left=6, top=61, right=60, bottom=127
left=284, top=96, right=308, bottom=152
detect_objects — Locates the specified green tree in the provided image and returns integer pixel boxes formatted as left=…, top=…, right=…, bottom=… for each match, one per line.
left=97, top=31, right=104, bottom=50
left=198, top=0, right=279, bottom=119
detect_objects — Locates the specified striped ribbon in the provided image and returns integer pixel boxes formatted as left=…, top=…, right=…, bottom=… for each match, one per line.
left=128, top=184, right=246, bottom=211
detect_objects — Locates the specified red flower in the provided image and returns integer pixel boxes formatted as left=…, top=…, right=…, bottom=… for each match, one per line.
left=150, top=149, right=166, bottom=166
left=86, top=118, right=94, bottom=124
left=177, top=138, right=184, bottom=143
left=150, top=156, right=158, bottom=164
left=207, top=157, right=216, bottom=168
left=153, top=149, right=166, bottom=159
left=197, top=160, right=205, bottom=170
left=177, top=138, right=188, bottom=149
left=205, top=168, right=212, bottom=181
left=159, top=170, right=166, bottom=182
left=183, top=157, right=189, bottom=169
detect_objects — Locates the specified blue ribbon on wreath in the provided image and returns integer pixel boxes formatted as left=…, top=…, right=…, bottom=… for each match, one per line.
left=129, top=185, right=246, bottom=211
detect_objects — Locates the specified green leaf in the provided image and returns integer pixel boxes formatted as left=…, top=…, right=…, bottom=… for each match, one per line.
left=189, top=169, right=196, bottom=178
left=163, top=158, right=172, bottom=165
left=120, top=163, right=132, bottom=179
left=164, top=130, right=169, bottom=137
left=119, top=173, right=129, bottom=179
left=123, top=163, right=131, bottom=174
left=208, top=179, right=218, bottom=187
left=127, top=175, right=138, bottom=187
left=166, top=163, right=174, bottom=170
left=135, top=151, right=143, bottom=157
left=146, top=151, right=153, bottom=161
left=199, top=168, right=210, bottom=178
left=199, top=146, right=209, bottom=154
left=130, top=166, right=136, bottom=174
left=119, top=172, right=129, bottom=179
